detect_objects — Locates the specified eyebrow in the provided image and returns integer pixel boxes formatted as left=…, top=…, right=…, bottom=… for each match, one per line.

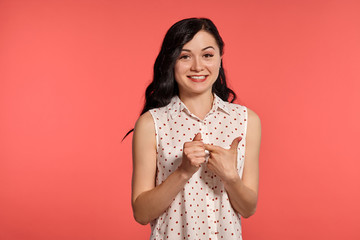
left=181, top=46, right=215, bottom=52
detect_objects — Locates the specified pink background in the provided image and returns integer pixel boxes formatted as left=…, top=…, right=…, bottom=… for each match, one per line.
left=1, top=0, right=360, bottom=239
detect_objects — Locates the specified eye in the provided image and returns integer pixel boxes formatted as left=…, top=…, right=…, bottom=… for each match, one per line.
left=204, top=53, right=214, bottom=58
left=179, top=55, right=190, bottom=60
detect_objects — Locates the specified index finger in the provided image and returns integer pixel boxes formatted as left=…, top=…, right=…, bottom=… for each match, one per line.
left=204, top=143, right=224, bottom=152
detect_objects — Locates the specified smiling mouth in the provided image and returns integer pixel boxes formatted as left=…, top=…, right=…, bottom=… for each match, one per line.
left=187, top=75, right=208, bottom=82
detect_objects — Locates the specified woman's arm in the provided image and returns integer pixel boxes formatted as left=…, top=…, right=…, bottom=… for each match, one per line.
left=131, top=112, right=205, bottom=225
left=223, top=108, right=261, bottom=218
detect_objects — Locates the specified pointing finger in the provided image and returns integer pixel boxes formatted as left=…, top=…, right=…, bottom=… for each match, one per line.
left=204, top=143, right=223, bottom=152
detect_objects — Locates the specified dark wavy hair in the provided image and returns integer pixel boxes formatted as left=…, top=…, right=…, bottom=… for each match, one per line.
left=123, top=18, right=236, bottom=140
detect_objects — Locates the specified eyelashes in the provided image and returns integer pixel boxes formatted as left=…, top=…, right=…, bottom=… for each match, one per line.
left=178, top=54, right=214, bottom=60
left=179, top=55, right=190, bottom=60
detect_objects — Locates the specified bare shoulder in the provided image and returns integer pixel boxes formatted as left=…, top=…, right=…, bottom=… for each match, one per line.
left=247, top=108, right=261, bottom=126
left=246, top=108, right=261, bottom=138
left=133, top=111, right=156, bottom=139
left=132, top=110, right=157, bottom=165
left=133, top=111, right=156, bottom=152
left=135, top=111, right=154, bottom=130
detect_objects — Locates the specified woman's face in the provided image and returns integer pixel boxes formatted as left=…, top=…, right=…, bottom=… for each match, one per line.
left=174, top=30, right=222, bottom=96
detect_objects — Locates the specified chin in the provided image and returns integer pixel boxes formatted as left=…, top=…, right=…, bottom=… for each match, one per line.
left=187, top=86, right=213, bottom=95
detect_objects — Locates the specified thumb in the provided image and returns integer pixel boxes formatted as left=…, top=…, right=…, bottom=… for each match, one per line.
left=193, top=132, right=202, bottom=141
left=230, top=137, right=242, bottom=150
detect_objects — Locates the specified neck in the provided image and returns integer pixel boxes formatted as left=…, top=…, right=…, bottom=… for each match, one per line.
left=178, top=91, right=214, bottom=120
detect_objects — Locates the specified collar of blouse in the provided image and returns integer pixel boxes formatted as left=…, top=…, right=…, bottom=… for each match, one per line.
left=168, top=94, right=230, bottom=120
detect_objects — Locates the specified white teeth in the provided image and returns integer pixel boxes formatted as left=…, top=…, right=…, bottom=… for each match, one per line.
left=189, top=76, right=206, bottom=79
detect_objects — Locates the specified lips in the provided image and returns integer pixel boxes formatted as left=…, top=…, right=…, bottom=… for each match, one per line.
left=187, top=75, right=208, bottom=82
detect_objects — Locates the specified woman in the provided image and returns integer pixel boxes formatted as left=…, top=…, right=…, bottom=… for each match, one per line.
left=131, top=18, right=261, bottom=239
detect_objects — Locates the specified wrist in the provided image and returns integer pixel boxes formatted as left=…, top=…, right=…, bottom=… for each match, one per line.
left=223, top=172, right=241, bottom=186
left=176, top=166, right=193, bottom=181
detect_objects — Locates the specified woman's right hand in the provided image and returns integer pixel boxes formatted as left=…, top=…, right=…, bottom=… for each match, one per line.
left=178, top=133, right=206, bottom=177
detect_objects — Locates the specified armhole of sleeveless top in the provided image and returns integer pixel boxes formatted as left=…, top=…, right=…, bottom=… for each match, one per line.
left=243, top=106, right=249, bottom=140
left=148, top=110, right=159, bottom=153
left=239, top=106, right=248, bottom=178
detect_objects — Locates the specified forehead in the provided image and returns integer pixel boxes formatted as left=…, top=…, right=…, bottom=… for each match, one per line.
left=182, top=30, right=219, bottom=50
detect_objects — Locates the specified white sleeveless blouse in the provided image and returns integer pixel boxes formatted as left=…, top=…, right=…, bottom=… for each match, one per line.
left=149, top=94, right=248, bottom=240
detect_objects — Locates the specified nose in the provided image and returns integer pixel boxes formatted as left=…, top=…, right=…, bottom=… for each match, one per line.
left=190, top=57, right=204, bottom=72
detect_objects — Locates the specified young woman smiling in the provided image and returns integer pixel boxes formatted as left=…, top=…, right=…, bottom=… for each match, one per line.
left=128, top=18, right=261, bottom=240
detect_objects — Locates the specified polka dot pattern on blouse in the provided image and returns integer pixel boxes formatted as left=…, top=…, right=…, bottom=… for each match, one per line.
left=149, top=94, right=248, bottom=240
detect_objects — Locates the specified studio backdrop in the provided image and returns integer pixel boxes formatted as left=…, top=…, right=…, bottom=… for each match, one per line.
left=1, top=0, right=359, bottom=239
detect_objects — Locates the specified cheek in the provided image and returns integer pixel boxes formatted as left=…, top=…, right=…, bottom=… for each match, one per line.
left=205, top=59, right=221, bottom=71
left=174, top=63, right=187, bottom=76
left=174, top=64, right=186, bottom=85
left=206, top=62, right=220, bottom=74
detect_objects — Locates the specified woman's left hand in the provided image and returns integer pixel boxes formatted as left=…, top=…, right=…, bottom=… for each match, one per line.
left=204, top=137, right=242, bottom=183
